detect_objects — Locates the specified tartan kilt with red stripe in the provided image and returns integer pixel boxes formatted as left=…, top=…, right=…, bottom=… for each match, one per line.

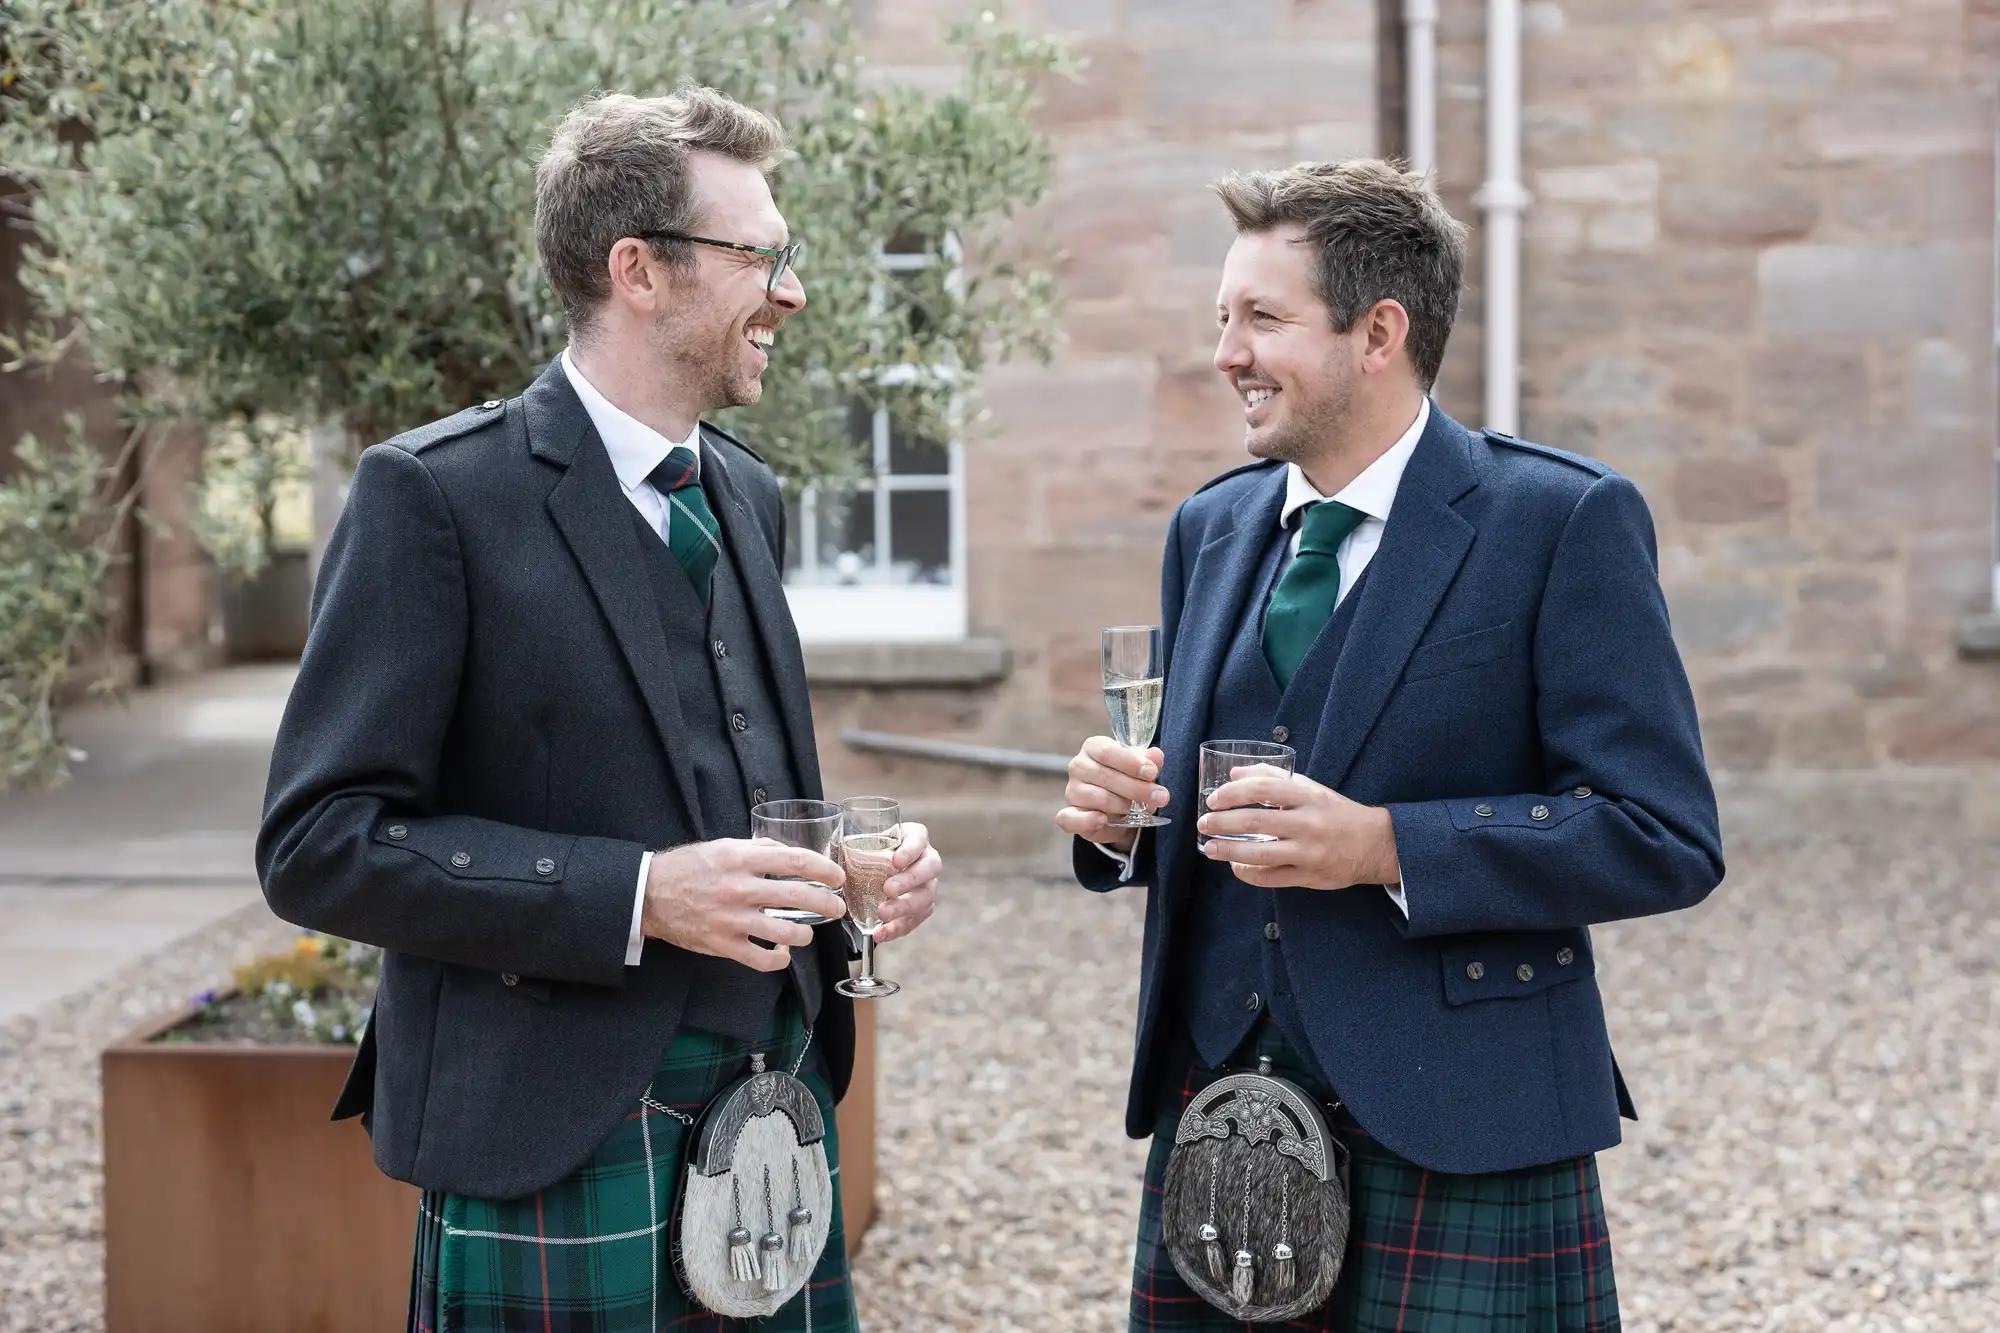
left=1131, top=1019, right=1619, bottom=1332
left=408, top=995, right=856, bottom=1333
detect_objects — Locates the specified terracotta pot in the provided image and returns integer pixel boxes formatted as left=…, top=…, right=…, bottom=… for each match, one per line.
left=102, top=999, right=876, bottom=1331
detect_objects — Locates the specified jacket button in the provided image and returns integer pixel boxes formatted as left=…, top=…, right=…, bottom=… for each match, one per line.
left=501, top=973, right=519, bottom=986
left=1263, top=921, right=1280, bottom=942
left=714, top=640, right=728, bottom=660
left=386, top=824, right=408, bottom=840
left=1529, top=804, right=1550, bottom=821
left=1245, top=992, right=1262, bottom=1013
left=1272, top=726, right=1290, bottom=744
left=535, top=857, right=556, bottom=876
left=1573, top=786, right=1592, bottom=799
left=1516, top=963, right=1535, bottom=982
left=731, top=712, right=749, bottom=732
left=1473, top=804, right=1494, bottom=818
left=1465, top=961, right=1485, bottom=981
left=751, top=788, right=769, bottom=805
left=480, top=399, right=502, bottom=410
left=1556, top=947, right=1575, bottom=966
left=450, top=851, right=472, bottom=869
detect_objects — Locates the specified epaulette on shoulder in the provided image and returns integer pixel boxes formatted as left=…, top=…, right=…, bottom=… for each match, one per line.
left=1193, top=457, right=1283, bottom=496
left=699, top=419, right=767, bottom=467
left=1481, top=428, right=1611, bottom=478
left=385, top=399, right=508, bottom=455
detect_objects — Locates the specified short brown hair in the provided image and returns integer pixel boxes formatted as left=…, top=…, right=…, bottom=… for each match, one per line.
left=535, top=86, right=785, bottom=340
left=1212, top=159, right=1467, bottom=391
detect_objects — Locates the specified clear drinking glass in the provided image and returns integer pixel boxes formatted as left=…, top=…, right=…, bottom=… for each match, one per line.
left=1197, top=740, right=1296, bottom=852
left=1102, top=625, right=1170, bottom=829
left=833, top=796, right=902, bottom=1000
left=752, top=798, right=844, bottom=927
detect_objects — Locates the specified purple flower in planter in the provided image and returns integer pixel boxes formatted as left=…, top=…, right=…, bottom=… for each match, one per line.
left=192, top=989, right=217, bottom=1008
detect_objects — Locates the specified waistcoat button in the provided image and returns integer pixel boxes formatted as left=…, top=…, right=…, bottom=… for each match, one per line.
left=731, top=713, right=748, bottom=732
left=1556, top=947, right=1575, bottom=966
left=1245, top=992, right=1262, bottom=1012
left=1272, top=725, right=1290, bottom=744
left=1263, top=921, right=1280, bottom=942
left=752, top=788, right=768, bottom=805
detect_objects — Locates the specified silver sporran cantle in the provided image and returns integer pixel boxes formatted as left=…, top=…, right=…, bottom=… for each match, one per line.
left=1161, top=1055, right=1352, bottom=1321
left=672, top=1052, right=834, bottom=1317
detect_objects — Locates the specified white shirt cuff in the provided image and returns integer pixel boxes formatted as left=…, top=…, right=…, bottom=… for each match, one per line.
left=1385, top=879, right=1410, bottom=918
left=1092, top=830, right=1143, bottom=883
left=626, top=851, right=651, bottom=966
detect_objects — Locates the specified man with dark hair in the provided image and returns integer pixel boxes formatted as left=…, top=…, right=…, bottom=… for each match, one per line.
left=260, top=87, right=940, bottom=1332
left=1057, top=159, right=1722, bottom=1330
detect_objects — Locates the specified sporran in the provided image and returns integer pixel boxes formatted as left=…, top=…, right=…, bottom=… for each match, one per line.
left=668, top=1040, right=834, bottom=1317
left=1161, top=1055, right=1352, bottom=1321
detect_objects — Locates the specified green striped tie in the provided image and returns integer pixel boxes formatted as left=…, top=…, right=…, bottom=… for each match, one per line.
left=646, top=445, right=721, bottom=610
left=1262, top=499, right=1367, bottom=690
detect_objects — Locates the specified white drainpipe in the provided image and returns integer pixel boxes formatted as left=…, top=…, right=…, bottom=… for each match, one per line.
left=1472, top=0, right=1527, bottom=435
left=1403, top=0, right=1439, bottom=179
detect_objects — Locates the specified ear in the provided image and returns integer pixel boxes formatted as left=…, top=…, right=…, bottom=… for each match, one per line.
left=1359, top=299, right=1411, bottom=377
left=604, top=236, right=670, bottom=317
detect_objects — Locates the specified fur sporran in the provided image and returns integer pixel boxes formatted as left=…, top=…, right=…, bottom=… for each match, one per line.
left=1161, top=1057, right=1352, bottom=1322
left=672, top=1054, right=834, bottom=1318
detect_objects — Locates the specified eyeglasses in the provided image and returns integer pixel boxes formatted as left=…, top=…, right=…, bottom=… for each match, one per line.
left=637, top=231, right=806, bottom=294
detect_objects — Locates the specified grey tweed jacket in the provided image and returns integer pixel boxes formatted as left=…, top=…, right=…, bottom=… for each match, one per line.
left=256, top=359, right=856, bottom=1199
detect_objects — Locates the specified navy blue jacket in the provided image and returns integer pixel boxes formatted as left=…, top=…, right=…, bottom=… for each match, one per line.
left=1076, top=405, right=1723, bottom=1174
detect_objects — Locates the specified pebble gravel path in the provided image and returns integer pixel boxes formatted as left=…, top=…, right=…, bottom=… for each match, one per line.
left=4, top=833, right=1995, bottom=1331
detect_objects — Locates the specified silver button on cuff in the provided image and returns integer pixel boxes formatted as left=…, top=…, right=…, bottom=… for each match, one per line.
left=1473, top=804, right=1494, bottom=818
left=386, top=824, right=408, bottom=840
left=501, top=973, right=519, bottom=986
left=1529, top=804, right=1550, bottom=821
left=1263, top=921, right=1281, bottom=942
left=1556, top=947, right=1576, bottom=966
left=450, top=851, right=472, bottom=869
left=1465, top=961, right=1485, bottom=980
left=1516, top=963, right=1535, bottom=982
left=535, top=857, right=556, bottom=876
left=1573, top=786, right=1593, bottom=799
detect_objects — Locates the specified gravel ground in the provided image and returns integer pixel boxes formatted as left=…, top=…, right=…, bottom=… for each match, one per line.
left=4, top=835, right=1995, bottom=1332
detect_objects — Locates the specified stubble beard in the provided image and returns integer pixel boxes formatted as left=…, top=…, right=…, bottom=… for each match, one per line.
left=648, top=300, right=761, bottom=415
left=1245, top=357, right=1354, bottom=470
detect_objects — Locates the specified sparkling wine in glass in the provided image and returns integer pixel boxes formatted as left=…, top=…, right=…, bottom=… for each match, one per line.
left=1197, top=739, right=1295, bottom=852
left=752, top=799, right=844, bottom=926
left=834, top=796, right=902, bottom=1000
left=1102, top=626, right=1170, bottom=829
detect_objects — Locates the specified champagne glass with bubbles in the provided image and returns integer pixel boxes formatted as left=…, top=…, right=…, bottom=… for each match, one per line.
left=834, top=796, right=902, bottom=1000
left=1102, top=626, right=1170, bottom=829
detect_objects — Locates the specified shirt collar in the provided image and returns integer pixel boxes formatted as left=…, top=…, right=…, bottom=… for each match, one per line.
left=560, top=347, right=702, bottom=493
left=1279, top=397, right=1431, bottom=532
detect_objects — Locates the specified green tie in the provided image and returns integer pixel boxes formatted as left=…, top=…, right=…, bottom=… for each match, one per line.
left=646, top=445, right=722, bottom=610
left=1263, top=500, right=1367, bottom=690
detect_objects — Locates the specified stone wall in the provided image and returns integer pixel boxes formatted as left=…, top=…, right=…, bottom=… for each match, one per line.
left=1429, top=0, right=2000, bottom=767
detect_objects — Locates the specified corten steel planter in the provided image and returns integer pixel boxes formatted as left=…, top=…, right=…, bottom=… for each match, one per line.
left=102, top=996, right=877, bottom=1332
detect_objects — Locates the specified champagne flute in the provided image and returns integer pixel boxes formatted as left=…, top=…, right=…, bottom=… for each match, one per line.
left=833, top=796, right=902, bottom=1000
left=1102, top=626, right=1170, bottom=828
left=752, top=799, right=844, bottom=926
left=1196, top=740, right=1295, bottom=852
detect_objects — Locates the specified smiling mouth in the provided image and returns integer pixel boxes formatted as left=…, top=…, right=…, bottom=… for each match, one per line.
left=1242, top=385, right=1278, bottom=416
left=747, top=327, right=776, bottom=349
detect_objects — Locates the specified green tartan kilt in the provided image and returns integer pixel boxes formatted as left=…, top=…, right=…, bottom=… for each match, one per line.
left=410, top=996, right=856, bottom=1333
left=1131, top=1019, right=1619, bottom=1332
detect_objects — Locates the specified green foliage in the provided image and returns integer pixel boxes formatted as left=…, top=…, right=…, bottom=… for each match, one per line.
left=3, top=0, right=1074, bottom=481
left=0, top=420, right=131, bottom=790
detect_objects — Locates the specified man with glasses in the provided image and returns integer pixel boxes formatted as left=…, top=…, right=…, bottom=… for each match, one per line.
left=259, top=86, right=940, bottom=1332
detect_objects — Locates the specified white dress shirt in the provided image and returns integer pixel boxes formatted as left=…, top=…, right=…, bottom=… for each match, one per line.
left=558, top=349, right=703, bottom=967
left=1100, top=399, right=1431, bottom=917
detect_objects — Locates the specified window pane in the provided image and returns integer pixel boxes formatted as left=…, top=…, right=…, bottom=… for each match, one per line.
left=887, top=417, right=949, bottom=475
left=889, top=490, right=951, bottom=585
left=811, top=487, right=877, bottom=584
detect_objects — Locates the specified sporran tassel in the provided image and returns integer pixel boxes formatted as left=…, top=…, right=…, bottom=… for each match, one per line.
left=787, top=1158, right=814, bottom=1264
left=1231, top=1249, right=1256, bottom=1305
left=1201, top=1160, right=1224, bottom=1282
left=728, top=1178, right=760, bottom=1284
left=759, top=1164, right=786, bottom=1292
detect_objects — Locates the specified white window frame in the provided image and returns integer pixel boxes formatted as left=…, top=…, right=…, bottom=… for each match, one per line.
left=784, top=245, right=968, bottom=643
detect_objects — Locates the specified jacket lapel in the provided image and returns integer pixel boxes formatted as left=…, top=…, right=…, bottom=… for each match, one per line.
left=1306, top=408, right=1480, bottom=788
left=698, top=430, right=824, bottom=799
left=525, top=361, right=708, bottom=835
left=1158, top=465, right=1289, bottom=896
